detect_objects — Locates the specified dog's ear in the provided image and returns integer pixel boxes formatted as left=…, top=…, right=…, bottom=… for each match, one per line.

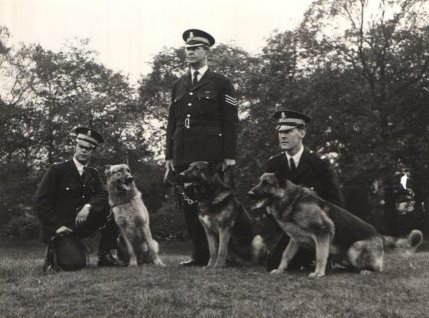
left=207, top=162, right=219, bottom=175
left=278, top=176, right=287, bottom=188
left=104, top=165, right=111, bottom=177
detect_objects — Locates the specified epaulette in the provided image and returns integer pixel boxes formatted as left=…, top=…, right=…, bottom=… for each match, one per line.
left=269, top=152, right=284, bottom=160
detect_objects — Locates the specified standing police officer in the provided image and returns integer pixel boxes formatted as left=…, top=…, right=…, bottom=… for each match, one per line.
left=264, top=109, right=344, bottom=271
left=165, top=29, right=252, bottom=266
left=34, top=127, right=124, bottom=267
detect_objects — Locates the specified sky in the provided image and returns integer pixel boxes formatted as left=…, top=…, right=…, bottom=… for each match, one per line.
left=0, top=0, right=312, bottom=82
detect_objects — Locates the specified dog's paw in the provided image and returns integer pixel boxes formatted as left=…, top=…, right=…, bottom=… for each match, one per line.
left=129, top=259, right=138, bottom=267
left=359, top=270, right=372, bottom=275
left=213, top=262, right=227, bottom=268
left=154, top=259, right=167, bottom=267
left=270, top=269, right=284, bottom=275
left=206, top=260, right=215, bottom=268
left=308, top=271, right=325, bottom=278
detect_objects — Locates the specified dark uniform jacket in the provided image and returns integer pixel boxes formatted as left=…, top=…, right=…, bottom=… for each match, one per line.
left=165, top=69, right=239, bottom=167
left=34, top=160, right=109, bottom=242
left=265, top=149, right=344, bottom=206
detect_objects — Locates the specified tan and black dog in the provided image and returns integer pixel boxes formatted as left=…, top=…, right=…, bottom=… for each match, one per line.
left=180, top=161, right=267, bottom=268
left=106, top=164, right=166, bottom=267
left=248, top=173, right=423, bottom=277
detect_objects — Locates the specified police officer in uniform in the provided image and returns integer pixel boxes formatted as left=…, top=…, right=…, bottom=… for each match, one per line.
left=34, top=127, right=124, bottom=267
left=264, top=109, right=344, bottom=271
left=165, top=29, right=254, bottom=266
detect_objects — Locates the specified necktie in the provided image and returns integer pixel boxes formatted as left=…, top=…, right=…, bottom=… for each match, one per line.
left=289, top=157, right=296, bottom=172
left=193, top=71, right=199, bottom=86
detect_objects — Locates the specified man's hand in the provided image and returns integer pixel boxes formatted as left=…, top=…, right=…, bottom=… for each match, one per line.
left=165, top=159, right=175, bottom=171
left=56, top=226, right=72, bottom=234
left=222, top=158, right=236, bottom=171
left=75, top=204, right=91, bottom=226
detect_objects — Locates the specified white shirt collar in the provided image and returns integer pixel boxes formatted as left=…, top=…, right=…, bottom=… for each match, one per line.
left=191, top=65, right=208, bottom=81
left=73, top=157, right=86, bottom=176
left=285, top=146, right=304, bottom=168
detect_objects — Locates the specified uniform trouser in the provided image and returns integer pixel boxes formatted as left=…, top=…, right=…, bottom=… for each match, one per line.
left=182, top=187, right=210, bottom=263
left=70, top=210, right=119, bottom=254
left=177, top=165, right=255, bottom=264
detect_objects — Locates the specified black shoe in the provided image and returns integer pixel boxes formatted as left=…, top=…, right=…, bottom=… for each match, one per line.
left=97, top=252, right=127, bottom=267
left=179, top=259, right=206, bottom=266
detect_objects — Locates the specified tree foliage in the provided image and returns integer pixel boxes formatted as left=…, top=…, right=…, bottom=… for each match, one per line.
left=1, top=0, right=428, bottom=239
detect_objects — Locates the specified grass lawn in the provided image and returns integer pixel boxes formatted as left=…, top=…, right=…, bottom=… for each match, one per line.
left=0, top=239, right=428, bottom=318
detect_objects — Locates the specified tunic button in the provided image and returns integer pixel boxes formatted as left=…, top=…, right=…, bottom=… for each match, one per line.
left=189, top=92, right=194, bottom=96
left=187, top=114, right=190, bottom=117
left=188, top=103, right=192, bottom=106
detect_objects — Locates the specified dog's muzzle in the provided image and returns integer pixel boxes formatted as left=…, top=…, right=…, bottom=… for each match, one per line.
left=248, top=190, right=271, bottom=209
left=124, top=176, right=134, bottom=185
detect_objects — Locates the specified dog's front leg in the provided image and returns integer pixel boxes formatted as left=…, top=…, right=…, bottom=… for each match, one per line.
left=141, top=226, right=166, bottom=267
left=201, top=221, right=218, bottom=267
left=214, top=227, right=231, bottom=268
left=120, top=231, right=137, bottom=266
left=309, top=233, right=330, bottom=278
left=271, top=239, right=299, bottom=274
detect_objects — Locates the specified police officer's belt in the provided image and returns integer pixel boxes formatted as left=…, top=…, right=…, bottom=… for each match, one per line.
left=177, top=119, right=221, bottom=129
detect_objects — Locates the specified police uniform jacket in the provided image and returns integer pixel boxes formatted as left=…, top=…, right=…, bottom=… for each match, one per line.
left=165, top=69, right=239, bottom=167
left=34, top=160, right=109, bottom=242
left=265, top=149, right=344, bottom=206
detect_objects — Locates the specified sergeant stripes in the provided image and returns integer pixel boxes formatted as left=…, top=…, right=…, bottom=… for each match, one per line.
left=225, top=94, right=238, bottom=106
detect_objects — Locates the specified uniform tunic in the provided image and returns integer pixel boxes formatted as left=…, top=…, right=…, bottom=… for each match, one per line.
left=34, top=160, right=110, bottom=242
left=265, top=150, right=344, bottom=206
left=165, top=69, right=238, bottom=167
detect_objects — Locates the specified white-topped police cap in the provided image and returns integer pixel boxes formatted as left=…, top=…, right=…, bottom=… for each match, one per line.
left=274, top=109, right=311, bottom=131
left=72, top=126, right=104, bottom=148
left=183, top=29, right=215, bottom=48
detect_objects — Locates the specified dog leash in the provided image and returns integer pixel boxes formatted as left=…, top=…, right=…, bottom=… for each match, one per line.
left=177, top=185, right=197, bottom=205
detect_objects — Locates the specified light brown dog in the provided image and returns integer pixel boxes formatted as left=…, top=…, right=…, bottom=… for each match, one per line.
left=106, top=164, right=165, bottom=267
left=248, top=173, right=423, bottom=277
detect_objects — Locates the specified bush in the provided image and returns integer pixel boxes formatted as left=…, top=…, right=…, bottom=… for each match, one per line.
left=3, top=211, right=40, bottom=241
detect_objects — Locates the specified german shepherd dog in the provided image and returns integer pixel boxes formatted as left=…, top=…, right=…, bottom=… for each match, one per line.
left=248, top=173, right=423, bottom=277
left=106, top=164, right=166, bottom=267
left=180, top=161, right=267, bottom=268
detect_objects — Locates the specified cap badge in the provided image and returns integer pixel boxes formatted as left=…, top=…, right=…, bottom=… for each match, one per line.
left=188, top=32, right=194, bottom=41
left=281, top=112, right=287, bottom=119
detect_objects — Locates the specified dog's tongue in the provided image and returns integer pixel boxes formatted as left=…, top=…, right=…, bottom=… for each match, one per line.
left=252, top=198, right=270, bottom=209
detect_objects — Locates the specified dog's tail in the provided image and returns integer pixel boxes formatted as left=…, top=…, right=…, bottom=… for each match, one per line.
left=383, top=229, right=423, bottom=251
left=251, top=235, right=268, bottom=265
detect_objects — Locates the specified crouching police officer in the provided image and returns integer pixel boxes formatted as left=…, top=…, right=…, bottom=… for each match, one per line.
left=34, top=127, right=125, bottom=267
left=264, top=108, right=344, bottom=271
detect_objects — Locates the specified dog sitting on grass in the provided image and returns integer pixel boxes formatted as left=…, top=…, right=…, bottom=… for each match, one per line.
left=105, top=164, right=166, bottom=267
left=180, top=161, right=267, bottom=268
left=248, top=173, right=423, bottom=277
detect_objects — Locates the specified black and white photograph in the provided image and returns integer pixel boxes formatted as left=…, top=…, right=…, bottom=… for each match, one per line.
left=0, top=0, right=428, bottom=317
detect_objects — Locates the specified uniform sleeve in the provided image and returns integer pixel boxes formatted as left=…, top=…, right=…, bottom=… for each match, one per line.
left=319, top=160, right=345, bottom=207
left=87, top=169, right=109, bottom=215
left=33, top=166, right=62, bottom=236
left=165, top=86, right=176, bottom=160
left=220, top=78, right=239, bottom=159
